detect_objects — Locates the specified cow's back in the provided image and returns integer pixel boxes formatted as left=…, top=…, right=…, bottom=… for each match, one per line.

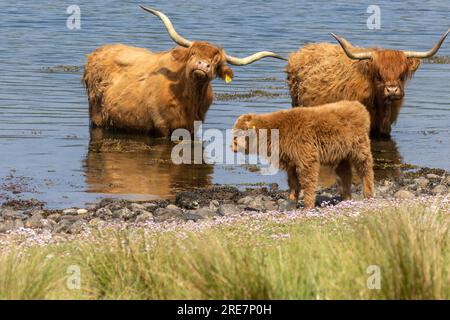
left=286, top=43, right=374, bottom=108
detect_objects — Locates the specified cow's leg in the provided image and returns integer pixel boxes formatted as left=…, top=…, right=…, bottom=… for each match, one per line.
left=335, top=160, right=352, bottom=201
left=297, top=161, right=319, bottom=209
left=286, top=165, right=300, bottom=210
left=351, top=150, right=374, bottom=199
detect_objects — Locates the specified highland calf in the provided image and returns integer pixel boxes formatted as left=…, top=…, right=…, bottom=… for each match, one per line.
left=232, top=101, right=374, bottom=209
left=287, top=30, right=450, bottom=138
left=83, top=7, right=285, bottom=136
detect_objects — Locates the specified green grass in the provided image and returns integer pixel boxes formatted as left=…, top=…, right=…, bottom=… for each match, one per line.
left=0, top=203, right=448, bottom=299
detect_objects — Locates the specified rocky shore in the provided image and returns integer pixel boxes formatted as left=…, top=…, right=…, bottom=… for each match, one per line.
left=1, top=168, right=449, bottom=243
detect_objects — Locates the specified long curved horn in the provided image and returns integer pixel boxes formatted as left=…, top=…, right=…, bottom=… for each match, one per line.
left=141, top=6, right=192, bottom=47
left=403, top=28, right=450, bottom=59
left=225, top=51, right=287, bottom=66
left=141, top=6, right=287, bottom=65
left=331, top=33, right=373, bottom=60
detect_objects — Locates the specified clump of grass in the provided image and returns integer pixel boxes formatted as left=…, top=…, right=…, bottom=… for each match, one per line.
left=0, top=248, right=64, bottom=299
left=0, top=202, right=448, bottom=299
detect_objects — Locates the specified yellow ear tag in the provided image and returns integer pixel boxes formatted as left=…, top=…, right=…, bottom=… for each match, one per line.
left=225, top=74, right=233, bottom=83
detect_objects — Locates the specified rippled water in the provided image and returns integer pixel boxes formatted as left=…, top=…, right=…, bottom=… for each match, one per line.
left=0, top=0, right=449, bottom=207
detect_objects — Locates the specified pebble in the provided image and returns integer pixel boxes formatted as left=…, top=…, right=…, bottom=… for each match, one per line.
left=218, top=204, right=239, bottom=216
left=431, top=185, right=447, bottom=195
left=413, top=177, right=429, bottom=188
left=394, top=190, right=415, bottom=199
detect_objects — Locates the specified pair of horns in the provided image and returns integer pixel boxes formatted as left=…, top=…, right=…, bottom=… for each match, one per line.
left=140, top=6, right=287, bottom=66
left=331, top=29, right=450, bottom=60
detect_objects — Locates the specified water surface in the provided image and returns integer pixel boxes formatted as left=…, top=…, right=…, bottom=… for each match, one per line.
left=0, top=0, right=449, bottom=207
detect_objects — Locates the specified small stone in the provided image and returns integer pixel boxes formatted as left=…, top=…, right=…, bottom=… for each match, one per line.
left=413, top=177, right=429, bottom=188
left=40, top=219, right=55, bottom=230
left=62, top=208, right=78, bottom=215
left=218, top=204, right=239, bottom=216
left=237, top=196, right=254, bottom=205
left=426, top=173, right=441, bottom=180
left=153, top=206, right=183, bottom=223
left=183, top=212, right=204, bottom=222
left=95, top=208, right=113, bottom=219
left=129, top=203, right=147, bottom=212
left=142, top=203, right=159, bottom=212
left=59, top=214, right=82, bottom=222
left=25, top=211, right=44, bottom=228
left=209, top=200, right=220, bottom=211
left=77, top=209, right=88, bottom=215
left=193, top=207, right=216, bottom=219
left=135, top=212, right=153, bottom=223
left=444, top=176, right=450, bottom=187
left=263, top=201, right=277, bottom=211
left=431, top=185, right=447, bottom=195
left=394, top=190, right=415, bottom=199
left=47, top=213, right=61, bottom=221
left=278, top=199, right=297, bottom=211
left=88, top=218, right=105, bottom=228
left=113, top=208, right=135, bottom=220
left=0, top=208, right=26, bottom=220
left=68, top=221, right=85, bottom=234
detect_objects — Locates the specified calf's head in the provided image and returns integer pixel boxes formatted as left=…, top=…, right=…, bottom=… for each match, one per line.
left=232, top=114, right=259, bottom=154
left=332, top=29, right=449, bottom=102
left=141, top=6, right=286, bottom=84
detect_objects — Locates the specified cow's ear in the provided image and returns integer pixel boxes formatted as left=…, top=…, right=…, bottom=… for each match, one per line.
left=217, top=64, right=234, bottom=83
left=171, top=47, right=189, bottom=62
left=407, top=58, right=421, bottom=74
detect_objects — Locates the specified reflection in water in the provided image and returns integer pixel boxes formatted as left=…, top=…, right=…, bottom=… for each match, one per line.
left=84, top=128, right=213, bottom=199
left=86, top=126, right=404, bottom=197
left=318, top=138, right=403, bottom=187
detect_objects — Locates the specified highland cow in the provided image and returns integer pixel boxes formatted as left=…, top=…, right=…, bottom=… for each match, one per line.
left=232, top=101, right=374, bottom=209
left=83, top=7, right=285, bottom=136
left=286, top=30, right=450, bottom=138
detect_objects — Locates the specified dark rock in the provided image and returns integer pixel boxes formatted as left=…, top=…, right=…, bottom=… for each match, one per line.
left=95, top=207, right=113, bottom=219
left=0, top=208, right=27, bottom=220
left=113, top=208, right=135, bottom=220
left=135, top=212, right=153, bottom=223
left=153, top=206, right=183, bottom=223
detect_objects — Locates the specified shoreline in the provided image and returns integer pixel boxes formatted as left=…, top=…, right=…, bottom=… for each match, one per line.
left=0, top=165, right=449, bottom=247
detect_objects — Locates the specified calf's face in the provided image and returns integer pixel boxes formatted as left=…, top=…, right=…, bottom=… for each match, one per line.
left=231, top=114, right=258, bottom=154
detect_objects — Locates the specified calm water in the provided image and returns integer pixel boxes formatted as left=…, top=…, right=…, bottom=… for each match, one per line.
left=0, top=0, right=449, bottom=208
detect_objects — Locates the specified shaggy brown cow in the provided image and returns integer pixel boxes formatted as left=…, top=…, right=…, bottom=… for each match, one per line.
left=287, top=30, right=450, bottom=138
left=232, top=100, right=374, bottom=209
left=83, top=7, right=285, bottom=136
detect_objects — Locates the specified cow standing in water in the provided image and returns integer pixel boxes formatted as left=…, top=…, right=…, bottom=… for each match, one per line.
left=84, top=7, right=285, bottom=136
left=287, top=29, right=449, bottom=138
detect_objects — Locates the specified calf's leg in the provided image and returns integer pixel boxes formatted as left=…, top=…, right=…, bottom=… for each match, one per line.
left=335, top=160, right=352, bottom=201
left=297, top=161, right=319, bottom=209
left=351, top=151, right=374, bottom=198
left=286, top=166, right=300, bottom=210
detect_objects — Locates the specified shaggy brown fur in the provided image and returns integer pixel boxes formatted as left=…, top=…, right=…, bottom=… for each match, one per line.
left=232, top=101, right=374, bottom=209
left=286, top=43, right=421, bottom=138
left=83, top=41, right=234, bottom=136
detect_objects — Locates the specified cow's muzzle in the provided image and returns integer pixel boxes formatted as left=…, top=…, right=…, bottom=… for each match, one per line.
left=384, top=85, right=403, bottom=100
